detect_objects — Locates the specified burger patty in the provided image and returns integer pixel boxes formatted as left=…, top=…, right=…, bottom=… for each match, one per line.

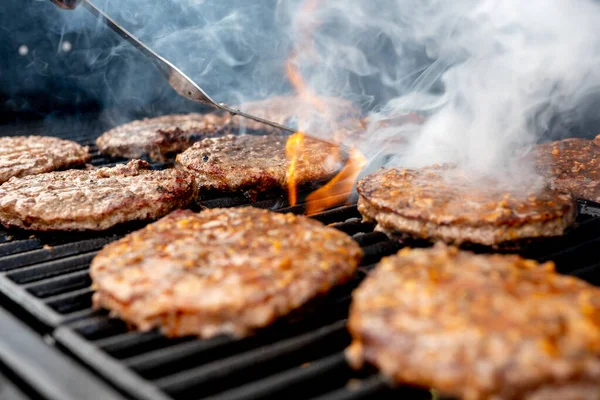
left=531, top=138, right=600, bottom=203
left=346, top=244, right=600, bottom=400
left=96, top=113, right=232, bottom=162
left=0, top=160, right=197, bottom=231
left=96, top=95, right=360, bottom=162
left=357, top=166, right=577, bottom=246
left=0, top=136, right=90, bottom=184
left=90, top=207, right=362, bottom=338
left=176, top=134, right=345, bottom=195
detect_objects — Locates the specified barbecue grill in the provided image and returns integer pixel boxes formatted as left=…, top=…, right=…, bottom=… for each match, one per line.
left=0, top=115, right=599, bottom=400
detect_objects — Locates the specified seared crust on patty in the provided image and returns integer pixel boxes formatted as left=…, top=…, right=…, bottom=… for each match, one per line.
left=96, top=113, right=232, bottom=162
left=176, top=134, right=345, bottom=195
left=357, top=167, right=577, bottom=245
left=346, top=244, right=600, bottom=400
left=0, top=136, right=90, bottom=184
left=531, top=138, right=600, bottom=203
left=91, top=207, right=362, bottom=338
left=96, top=96, right=360, bottom=162
left=0, top=160, right=197, bottom=231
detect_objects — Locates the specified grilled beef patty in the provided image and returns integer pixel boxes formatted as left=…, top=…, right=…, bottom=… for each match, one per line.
left=91, top=207, right=362, bottom=338
left=357, top=166, right=577, bottom=246
left=0, top=160, right=196, bottom=231
left=176, top=134, right=345, bottom=196
left=96, top=113, right=232, bottom=162
left=0, top=136, right=90, bottom=184
left=96, top=96, right=360, bottom=162
left=531, top=138, right=600, bottom=203
left=346, top=244, right=600, bottom=400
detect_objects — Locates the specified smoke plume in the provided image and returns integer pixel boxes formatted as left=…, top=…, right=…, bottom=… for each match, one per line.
left=277, top=0, right=600, bottom=177
left=4, top=0, right=600, bottom=176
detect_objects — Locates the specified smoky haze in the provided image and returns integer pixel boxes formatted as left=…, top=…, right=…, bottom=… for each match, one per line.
left=361, top=0, right=600, bottom=176
left=281, top=0, right=600, bottom=178
left=2, top=0, right=600, bottom=176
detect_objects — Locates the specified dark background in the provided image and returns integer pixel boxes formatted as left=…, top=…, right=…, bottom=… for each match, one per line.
left=0, top=1, right=218, bottom=125
left=0, top=0, right=439, bottom=128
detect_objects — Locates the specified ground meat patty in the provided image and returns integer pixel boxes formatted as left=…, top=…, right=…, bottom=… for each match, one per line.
left=0, top=136, right=90, bottom=184
left=531, top=138, right=600, bottom=203
left=90, top=207, right=362, bottom=338
left=96, top=96, right=360, bottom=162
left=176, top=134, right=345, bottom=195
left=357, top=166, right=577, bottom=246
left=96, top=113, right=231, bottom=162
left=346, top=244, right=600, bottom=400
left=0, top=160, right=196, bottom=231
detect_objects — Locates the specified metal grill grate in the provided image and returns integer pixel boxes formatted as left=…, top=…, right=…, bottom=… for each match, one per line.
left=0, top=367, right=36, bottom=400
left=0, top=121, right=599, bottom=400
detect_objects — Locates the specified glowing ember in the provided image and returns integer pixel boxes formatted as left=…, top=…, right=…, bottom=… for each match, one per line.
left=305, top=148, right=366, bottom=215
left=285, top=131, right=305, bottom=206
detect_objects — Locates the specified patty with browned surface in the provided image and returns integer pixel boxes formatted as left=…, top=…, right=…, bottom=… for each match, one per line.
left=91, top=207, right=362, bottom=338
left=0, top=160, right=196, bottom=231
left=96, top=95, right=360, bottom=162
left=96, top=113, right=231, bottom=162
left=0, top=136, right=90, bottom=184
left=176, top=134, right=345, bottom=196
left=357, top=166, right=577, bottom=246
left=346, top=244, right=600, bottom=400
left=531, top=138, right=600, bottom=203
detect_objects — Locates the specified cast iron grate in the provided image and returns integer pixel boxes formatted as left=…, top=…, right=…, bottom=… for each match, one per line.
left=0, top=123, right=599, bottom=400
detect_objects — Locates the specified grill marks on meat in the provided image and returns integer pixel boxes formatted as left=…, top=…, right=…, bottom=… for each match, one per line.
left=531, top=138, right=600, bottom=203
left=90, top=207, right=362, bottom=338
left=357, top=167, right=577, bottom=246
left=0, top=160, right=197, bottom=231
left=0, top=136, right=90, bottom=184
left=96, top=114, right=232, bottom=162
left=346, top=244, right=600, bottom=400
left=96, top=96, right=361, bottom=162
left=176, top=134, right=345, bottom=196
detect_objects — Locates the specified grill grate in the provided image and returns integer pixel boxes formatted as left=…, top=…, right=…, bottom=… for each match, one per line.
left=0, top=122, right=599, bottom=400
left=0, top=367, right=37, bottom=400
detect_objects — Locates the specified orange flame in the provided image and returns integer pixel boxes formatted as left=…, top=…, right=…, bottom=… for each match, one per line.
left=283, top=0, right=366, bottom=214
left=285, top=0, right=336, bottom=134
left=305, top=148, right=366, bottom=215
left=285, top=59, right=335, bottom=133
left=285, top=132, right=305, bottom=206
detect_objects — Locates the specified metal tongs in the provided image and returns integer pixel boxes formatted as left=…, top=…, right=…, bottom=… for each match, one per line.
left=50, top=0, right=296, bottom=133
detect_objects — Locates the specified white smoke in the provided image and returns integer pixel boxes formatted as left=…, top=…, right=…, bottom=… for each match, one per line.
left=333, top=0, right=600, bottom=176
left=390, top=0, right=600, bottom=172
left=23, top=0, right=600, bottom=173
left=276, top=0, right=599, bottom=179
